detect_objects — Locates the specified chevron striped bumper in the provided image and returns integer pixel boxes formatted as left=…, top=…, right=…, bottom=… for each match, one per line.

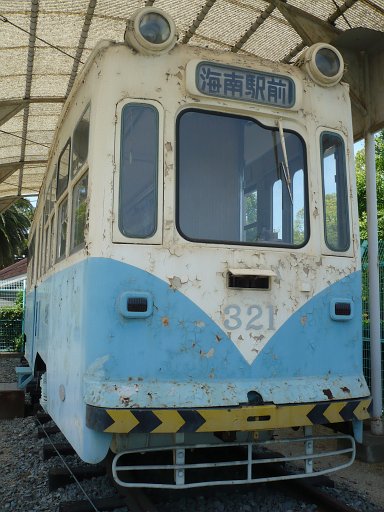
left=86, top=397, right=372, bottom=434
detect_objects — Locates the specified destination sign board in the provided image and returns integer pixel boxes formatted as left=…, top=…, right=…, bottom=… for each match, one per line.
left=196, top=62, right=295, bottom=109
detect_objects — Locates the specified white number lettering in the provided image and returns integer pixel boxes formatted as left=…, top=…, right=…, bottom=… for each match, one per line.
left=246, top=305, right=263, bottom=330
left=223, top=304, right=276, bottom=332
left=223, top=305, right=242, bottom=330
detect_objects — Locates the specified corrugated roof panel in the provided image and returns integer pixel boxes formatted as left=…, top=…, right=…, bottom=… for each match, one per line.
left=31, top=47, right=77, bottom=75
left=242, top=16, right=303, bottom=61
left=30, top=75, right=70, bottom=98
left=195, top=0, right=265, bottom=47
left=93, top=0, right=145, bottom=19
left=85, top=15, right=126, bottom=46
left=36, top=13, right=87, bottom=48
left=0, top=48, right=28, bottom=78
left=0, top=77, right=26, bottom=101
left=0, top=174, right=20, bottom=196
left=346, top=1, right=384, bottom=29
left=0, top=110, right=24, bottom=133
left=0, top=14, right=30, bottom=48
left=0, top=1, right=31, bottom=13
left=157, top=0, right=207, bottom=35
left=0, top=150, right=23, bottom=166
left=0, top=123, right=24, bottom=164
left=38, top=0, right=89, bottom=14
left=0, top=164, right=45, bottom=196
left=20, top=165, right=46, bottom=195
left=289, top=0, right=336, bottom=20
left=189, top=33, right=232, bottom=51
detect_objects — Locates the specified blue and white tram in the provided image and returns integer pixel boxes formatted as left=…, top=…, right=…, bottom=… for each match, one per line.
left=24, top=7, right=371, bottom=488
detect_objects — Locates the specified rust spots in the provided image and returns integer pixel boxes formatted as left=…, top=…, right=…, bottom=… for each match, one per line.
left=300, top=315, right=307, bottom=326
left=162, top=317, right=169, bottom=327
left=168, top=276, right=182, bottom=290
left=323, top=388, right=334, bottom=399
left=341, top=386, right=350, bottom=393
left=165, top=141, right=173, bottom=152
left=200, top=348, right=214, bottom=358
left=120, top=396, right=131, bottom=405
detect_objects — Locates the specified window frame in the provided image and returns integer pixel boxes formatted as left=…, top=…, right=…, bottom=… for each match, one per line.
left=176, top=108, right=309, bottom=249
left=70, top=168, right=89, bottom=253
left=113, top=98, right=164, bottom=245
left=56, top=194, right=69, bottom=262
left=72, top=104, right=90, bottom=179
left=319, top=129, right=352, bottom=256
left=56, top=139, right=71, bottom=199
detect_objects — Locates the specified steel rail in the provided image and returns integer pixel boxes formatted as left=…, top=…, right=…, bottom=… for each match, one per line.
left=36, top=415, right=101, bottom=512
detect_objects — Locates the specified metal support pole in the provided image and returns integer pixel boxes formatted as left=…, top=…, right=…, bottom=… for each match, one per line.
left=365, top=131, right=383, bottom=435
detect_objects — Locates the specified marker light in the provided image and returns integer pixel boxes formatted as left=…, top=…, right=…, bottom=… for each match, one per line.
left=298, top=43, right=344, bottom=87
left=124, top=7, right=177, bottom=55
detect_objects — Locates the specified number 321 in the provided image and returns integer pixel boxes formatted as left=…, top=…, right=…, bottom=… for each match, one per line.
left=223, top=304, right=275, bottom=331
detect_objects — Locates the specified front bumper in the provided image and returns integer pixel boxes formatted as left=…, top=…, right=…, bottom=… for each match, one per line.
left=86, top=397, right=372, bottom=434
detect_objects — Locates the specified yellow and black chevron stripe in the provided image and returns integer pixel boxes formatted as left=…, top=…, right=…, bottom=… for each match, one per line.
left=86, top=397, right=372, bottom=434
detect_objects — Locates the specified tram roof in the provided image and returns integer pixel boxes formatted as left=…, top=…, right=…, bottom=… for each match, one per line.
left=0, top=0, right=384, bottom=210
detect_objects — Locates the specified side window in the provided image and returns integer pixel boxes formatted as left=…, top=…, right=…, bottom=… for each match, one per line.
left=321, top=132, right=350, bottom=251
left=37, top=221, right=43, bottom=279
left=27, top=233, right=36, bottom=285
left=43, top=188, right=49, bottom=225
left=44, top=224, right=50, bottom=273
left=72, top=105, right=90, bottom=177
left=119, top=104, right=158, bottom=238
left=57, top=140, right=71, bottom=199
left=71, top=172, right=88, bottom=251
left=51, top=166, right=57, bottom=206
left=56, top=198, right=68, bottom=260
left=49, top=214, right=55, bottom=267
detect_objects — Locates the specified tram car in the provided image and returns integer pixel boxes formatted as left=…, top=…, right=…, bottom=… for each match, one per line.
left=23, top=7, right=371, bottom=488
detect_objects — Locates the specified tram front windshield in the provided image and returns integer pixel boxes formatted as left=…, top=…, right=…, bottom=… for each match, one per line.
left=177, top=110, right=308, bottom=248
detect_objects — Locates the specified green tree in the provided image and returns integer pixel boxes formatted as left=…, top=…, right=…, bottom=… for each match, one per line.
left=0, top=198, right=34, bottom=269
left=355, top=131, right=384, bottom=240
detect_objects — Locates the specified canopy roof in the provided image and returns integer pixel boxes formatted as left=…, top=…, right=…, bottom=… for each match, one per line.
left=1, top=0, right=384, bottom=210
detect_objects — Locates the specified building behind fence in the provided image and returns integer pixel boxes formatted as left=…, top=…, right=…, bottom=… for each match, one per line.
left=361, top=241, right=384, bottom=405
left=0, top=259, right=27, bottom=352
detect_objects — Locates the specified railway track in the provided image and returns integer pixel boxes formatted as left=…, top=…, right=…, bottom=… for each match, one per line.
left=34, top=412, right=370, bottom=512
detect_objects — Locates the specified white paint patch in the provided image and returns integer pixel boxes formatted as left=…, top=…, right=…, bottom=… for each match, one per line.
left=84, top=354, right=110, bottom=379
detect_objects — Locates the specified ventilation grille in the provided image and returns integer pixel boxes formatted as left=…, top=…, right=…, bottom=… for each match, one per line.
left=228, top=273, right=270, bottom=290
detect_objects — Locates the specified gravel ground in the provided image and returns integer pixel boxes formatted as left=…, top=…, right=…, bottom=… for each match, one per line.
left=1, top=355, right=383, bottom=512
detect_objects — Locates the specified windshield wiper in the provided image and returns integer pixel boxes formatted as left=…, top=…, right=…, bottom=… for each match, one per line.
left=277, top=119, right=293, bottom=204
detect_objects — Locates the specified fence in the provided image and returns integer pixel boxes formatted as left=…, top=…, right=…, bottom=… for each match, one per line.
left=361, top=241, right=384, bottom=405
left=0, top=277, right=25, bottom=351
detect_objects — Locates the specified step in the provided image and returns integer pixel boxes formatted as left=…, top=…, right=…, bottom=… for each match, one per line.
left=0, top=382, right=24, bottom=419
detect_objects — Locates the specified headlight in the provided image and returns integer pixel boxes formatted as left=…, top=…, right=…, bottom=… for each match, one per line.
left=298, top=43, right=344, bottom=87
left=124, top=7, right=177, bottom=55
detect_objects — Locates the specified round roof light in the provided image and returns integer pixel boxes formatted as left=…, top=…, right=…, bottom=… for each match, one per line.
left=139, top=13, right=171, bottom=44
left=298, top=43, right=344, bottom=87
left=124, top=7, right=177, bottom=55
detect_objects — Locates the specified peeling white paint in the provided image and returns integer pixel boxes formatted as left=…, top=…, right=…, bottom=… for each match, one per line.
left=85, top=355, right=110, bottom=379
